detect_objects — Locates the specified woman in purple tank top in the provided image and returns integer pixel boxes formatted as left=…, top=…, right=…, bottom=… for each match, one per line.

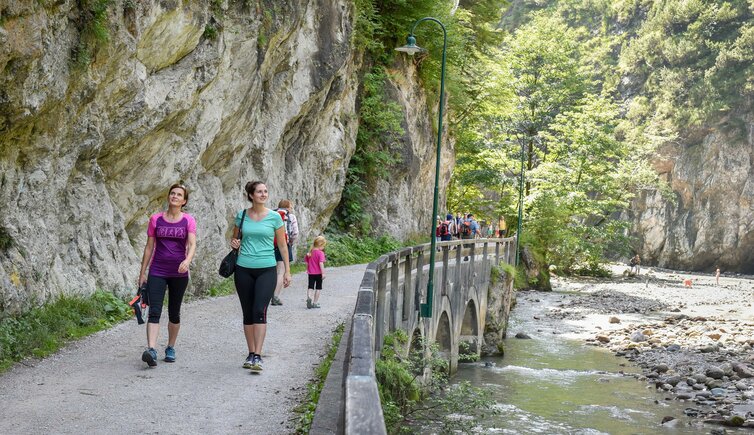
left=137, top=183, right=197, bottom=367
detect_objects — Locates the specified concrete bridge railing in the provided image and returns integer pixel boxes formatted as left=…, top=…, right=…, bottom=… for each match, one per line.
left=311, top=237, right=516, bottom=434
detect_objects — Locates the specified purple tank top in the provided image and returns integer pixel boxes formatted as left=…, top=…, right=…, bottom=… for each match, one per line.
left=147, top=212, right=197, bottom=277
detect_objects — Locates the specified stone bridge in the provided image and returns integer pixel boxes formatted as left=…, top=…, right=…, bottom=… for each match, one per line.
left=311, top=237, right=516, bottom=434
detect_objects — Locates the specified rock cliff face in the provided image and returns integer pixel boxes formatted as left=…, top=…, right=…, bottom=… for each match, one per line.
left=0, top=0, right=453, bottom=312
left=0, top=0, right=366, bottom=312
left=365, top=62, right=454, bottom=240
left=631, top=112, right=754, bottom=274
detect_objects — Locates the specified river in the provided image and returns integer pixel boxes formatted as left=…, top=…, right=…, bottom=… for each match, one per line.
left=442, top=290, right=728, bottom=434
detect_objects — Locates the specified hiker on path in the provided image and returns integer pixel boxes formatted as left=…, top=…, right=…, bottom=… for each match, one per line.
left=461, top=213, right=481, bottom=238
left=446, top=214, right=457, bottom=240
left=460, top=213, right=481, bottom=260
left=137, top=183, right=197, bottom=367
left=630, top=254, right=641, bottom=275
left=271, top=199, right=299, bottom=305
left=229, top=181, right=291, bottom=373
left=305, top=236, right=327, bottom=309
left=437, top=214, right=454, bottom=242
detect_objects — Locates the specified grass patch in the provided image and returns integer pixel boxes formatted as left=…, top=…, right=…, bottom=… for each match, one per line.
left=293, top=322, right=345, bottom=433
left=0, top=291, right=131, bottom=373
left=322, top=233, right=403, bottom=267
left=0, top=262, right=310, bottom=373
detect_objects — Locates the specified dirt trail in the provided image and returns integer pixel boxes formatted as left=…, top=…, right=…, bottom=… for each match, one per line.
left=0, top=264, right=366, bottom=435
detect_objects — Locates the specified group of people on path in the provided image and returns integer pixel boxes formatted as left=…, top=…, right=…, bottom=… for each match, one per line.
left=136, top=181, right=327, bottom=373
left=435, top=212, right=483, bottom=242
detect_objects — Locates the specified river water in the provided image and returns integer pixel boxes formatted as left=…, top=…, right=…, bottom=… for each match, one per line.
left=446, top=290, right=713, bottom=434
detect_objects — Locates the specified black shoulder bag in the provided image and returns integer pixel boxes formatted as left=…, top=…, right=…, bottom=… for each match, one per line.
left=219, top=209, right=246, bottom=277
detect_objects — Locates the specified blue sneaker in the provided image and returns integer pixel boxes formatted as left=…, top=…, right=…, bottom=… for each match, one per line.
left=165, top=346, right=176, bottom=363
left=243, top=353, right=255, bottom=369
left=142, top=348, right=157, bottom=367
left=250, top=354, right=263, bottom=373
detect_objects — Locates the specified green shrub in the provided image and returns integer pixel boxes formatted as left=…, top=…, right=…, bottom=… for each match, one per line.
left=0, top=227, right=13, bottom=252
left=0, top=291, right=131, bottom=372
left=203, top=23, right=218, bottom=40
left=322, top=233, right=402, bottom=267
left=73, top=0, right=113, bottom=67
left=458, top=341, right=479, bottom=362
left=376, top=331, right=496, bottom=433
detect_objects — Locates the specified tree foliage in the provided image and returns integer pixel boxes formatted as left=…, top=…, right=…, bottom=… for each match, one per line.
left=332, top=0, right=509, bottom=235
left=449, top=11, right=661, bottom=275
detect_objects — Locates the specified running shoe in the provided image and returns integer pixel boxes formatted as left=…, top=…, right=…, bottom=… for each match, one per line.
left=142, top=348, right=157, bottom=367
left=306, top=298, right=312, bottom=309
left=164, top=346, right=176, bottom=363
left=250, top=354, right=263, bottom=373
left=312, top=303, right=321, bottom=308
left=271, top=296, right=283, bottom=305
left=243, top=353, right=255, bottom=369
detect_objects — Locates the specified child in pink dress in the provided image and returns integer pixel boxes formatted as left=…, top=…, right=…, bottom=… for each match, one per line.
left=305, top=236, right=327, bottom=308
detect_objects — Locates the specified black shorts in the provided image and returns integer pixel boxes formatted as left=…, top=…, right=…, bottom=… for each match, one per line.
left=274, top=245, right=293, bottom=262
left=308, top=274, right=323, bottom=290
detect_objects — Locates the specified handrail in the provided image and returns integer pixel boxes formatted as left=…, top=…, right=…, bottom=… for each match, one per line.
left=311, top=237, right=515, bottom=434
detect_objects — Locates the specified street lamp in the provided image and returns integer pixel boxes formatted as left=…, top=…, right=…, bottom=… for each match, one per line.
left=515, top=137, right=525, bottom=266
left=396, top=17, right=447, bottom=319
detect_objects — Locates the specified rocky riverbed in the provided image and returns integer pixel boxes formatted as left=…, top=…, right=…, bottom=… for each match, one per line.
left=529, top=265, right=754, bottom=430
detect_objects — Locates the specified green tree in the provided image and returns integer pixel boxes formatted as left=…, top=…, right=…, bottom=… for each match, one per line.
left=449, top=11, right=662, bottom=276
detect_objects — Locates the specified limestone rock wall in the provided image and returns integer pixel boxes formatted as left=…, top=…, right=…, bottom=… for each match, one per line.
left=631, top=112, right=754, bottom=273
left=0, top=0, right=364, bottom=311
left=364, top=61, right=455, bottom=240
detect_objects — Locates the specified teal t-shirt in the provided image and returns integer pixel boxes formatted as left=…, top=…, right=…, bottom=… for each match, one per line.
left=235, top=208, right=284, bottom=269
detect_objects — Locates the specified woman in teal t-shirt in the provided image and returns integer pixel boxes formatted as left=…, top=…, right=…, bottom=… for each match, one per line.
left=229, top=181, right=291, bottom=373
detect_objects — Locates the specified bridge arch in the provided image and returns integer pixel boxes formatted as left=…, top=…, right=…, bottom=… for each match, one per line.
left=459, top=297, right=481, bottom=355
left=435, top=310, right=453, bottom=374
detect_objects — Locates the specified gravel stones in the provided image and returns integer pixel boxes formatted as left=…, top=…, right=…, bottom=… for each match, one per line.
left=550, top=266, right=754, bottom=428
left=707, top=367, right=726, bottom=379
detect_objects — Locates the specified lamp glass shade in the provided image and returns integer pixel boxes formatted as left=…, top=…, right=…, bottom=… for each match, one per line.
left=395, top=35, right=424, bottom=55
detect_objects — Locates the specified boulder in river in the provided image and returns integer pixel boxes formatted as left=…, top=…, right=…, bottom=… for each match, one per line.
left=515, top=332, right=532, bottom=339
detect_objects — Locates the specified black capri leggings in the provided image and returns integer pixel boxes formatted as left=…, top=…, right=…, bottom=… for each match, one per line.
left=146, top=275, right=189, bottom=324
left=234, top=265, right=277, bottom=325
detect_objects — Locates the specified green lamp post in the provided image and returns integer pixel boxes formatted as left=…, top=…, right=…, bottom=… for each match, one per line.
left=515, top=137, right=525, bottom=266
left=396, top=17, right=447, bottom=318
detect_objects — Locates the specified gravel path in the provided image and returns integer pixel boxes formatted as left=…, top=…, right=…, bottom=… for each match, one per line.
left=0, top=264, right=366, bottom=435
